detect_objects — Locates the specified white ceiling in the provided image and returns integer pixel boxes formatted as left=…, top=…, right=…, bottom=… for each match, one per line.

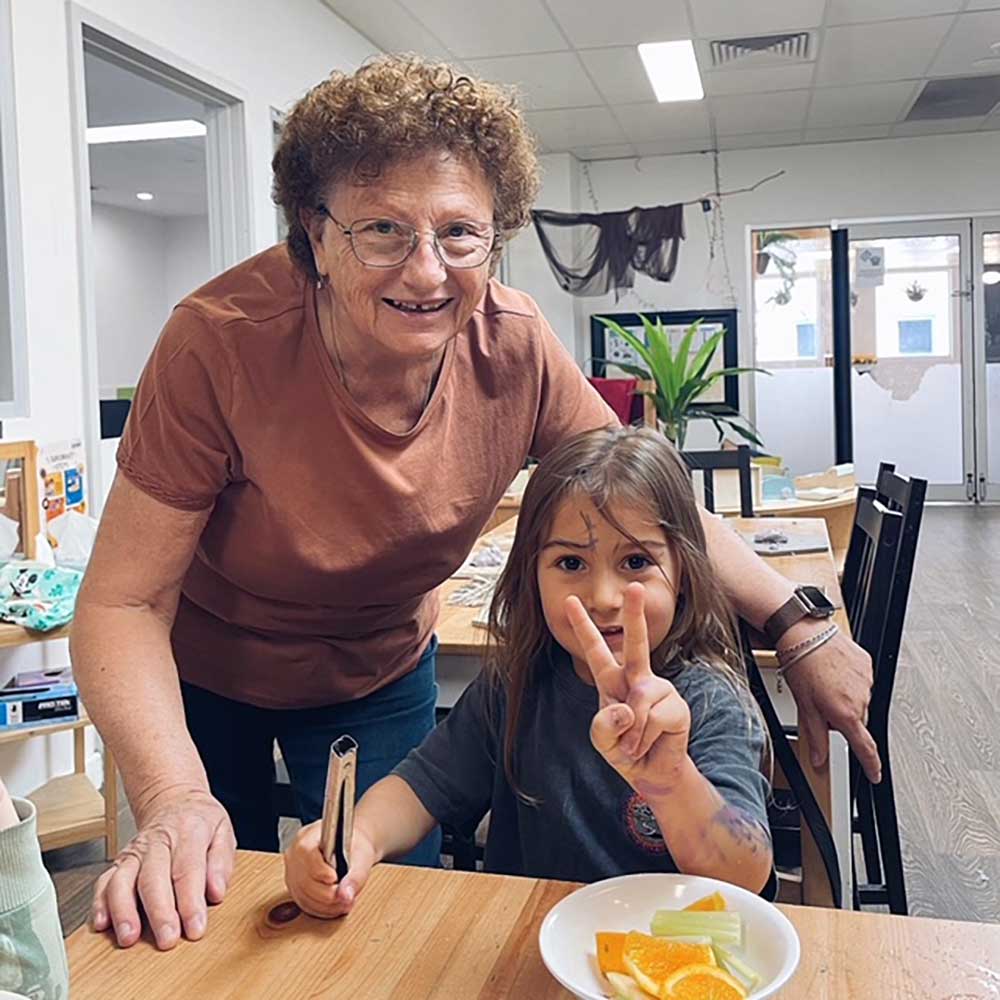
left=322, top=0, right=1000, bottom=159
left=85, top=52, right=208, bottom=217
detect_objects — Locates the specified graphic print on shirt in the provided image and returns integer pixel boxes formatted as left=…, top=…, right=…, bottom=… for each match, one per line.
left=624, top=791, right=667, bottom=854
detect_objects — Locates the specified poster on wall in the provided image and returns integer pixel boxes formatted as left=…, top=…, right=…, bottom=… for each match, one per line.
left=589, top=309, right=740, bottom=413
left=38, top=439, right=87, bottom=524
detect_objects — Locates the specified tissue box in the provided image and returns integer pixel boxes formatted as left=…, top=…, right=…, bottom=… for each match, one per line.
left=0, top=679, right=79, bottom=729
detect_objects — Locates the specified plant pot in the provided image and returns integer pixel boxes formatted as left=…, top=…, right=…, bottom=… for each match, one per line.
left=755, top=252, right=770, bottom=275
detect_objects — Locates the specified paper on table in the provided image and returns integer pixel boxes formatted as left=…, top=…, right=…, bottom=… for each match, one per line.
left=795, top=486, right=853, bottom=501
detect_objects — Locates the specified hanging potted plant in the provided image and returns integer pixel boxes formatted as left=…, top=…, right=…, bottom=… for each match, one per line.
left=595, top=314, right=769, bottom=451
left=905, top=280, right=927, bottom=302
left=755, top=231, right=798, bottom=276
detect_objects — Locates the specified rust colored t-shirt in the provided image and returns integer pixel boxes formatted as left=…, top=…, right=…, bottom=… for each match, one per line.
left=117, top=245, right=614, bottom=708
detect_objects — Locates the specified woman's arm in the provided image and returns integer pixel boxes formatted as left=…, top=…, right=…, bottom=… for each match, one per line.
left=700, top=511, right=881, bottom=783
left=284, top=775, right=435, bottom=918
left=71, top=473, right=236, bottom=951
left=644, top=757, right=773, bottom=893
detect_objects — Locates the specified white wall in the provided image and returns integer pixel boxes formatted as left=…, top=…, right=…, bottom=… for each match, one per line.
left=165, top=214, right=211, bottom=310
left=0, top=0, right=375, bottom=798
left=92, top=203, right=174, bottom=395
left=507, top=131, right=1000, bottom=469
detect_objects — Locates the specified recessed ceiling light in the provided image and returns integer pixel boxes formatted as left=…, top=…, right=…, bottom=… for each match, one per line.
left=638, top=41, right=704, bottom=103
left=983, top=269, right=1000, bottom=285
left=87, top=119, right=206, bottom=144
left=136, top=192, right=154, bottom=201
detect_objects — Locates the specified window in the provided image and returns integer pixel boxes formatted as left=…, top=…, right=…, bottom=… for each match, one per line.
left=796, top=322, right=817, bottom=358
left=898, top=318, right=933, bottom=354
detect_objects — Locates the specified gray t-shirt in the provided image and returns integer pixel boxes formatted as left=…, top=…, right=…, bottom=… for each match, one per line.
left=393, top=647, right=772, bottom=887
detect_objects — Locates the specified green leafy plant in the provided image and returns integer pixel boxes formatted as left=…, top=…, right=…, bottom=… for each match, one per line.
left=595, top=314, right=769, bottom=451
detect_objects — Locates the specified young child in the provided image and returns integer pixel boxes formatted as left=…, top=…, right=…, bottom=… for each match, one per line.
left=284, top=426, right=774, bottom=917
left=0, top=776, right=69, bottom=1000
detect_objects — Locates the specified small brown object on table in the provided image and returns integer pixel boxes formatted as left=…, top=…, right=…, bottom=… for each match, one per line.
left=437, top=515, right=848, bottom=908
left=67, top=851, right=1000, bottom=999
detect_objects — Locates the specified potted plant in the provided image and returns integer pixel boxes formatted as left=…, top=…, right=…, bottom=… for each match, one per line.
left=755, top=231, right=798, bottom=276
left=595, top=314, right=768, bottom=451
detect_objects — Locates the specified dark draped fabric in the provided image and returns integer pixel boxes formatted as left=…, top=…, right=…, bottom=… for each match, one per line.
left=530, top=203, right=685, bottom=297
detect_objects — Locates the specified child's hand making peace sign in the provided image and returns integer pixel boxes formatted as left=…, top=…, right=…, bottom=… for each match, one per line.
left=566, top=582, right=691, bottom=797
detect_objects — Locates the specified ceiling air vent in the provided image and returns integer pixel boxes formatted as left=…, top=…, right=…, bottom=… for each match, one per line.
left=906, top=76, right=1000, bottom=120
left=710, top=32, right=811, bottom=68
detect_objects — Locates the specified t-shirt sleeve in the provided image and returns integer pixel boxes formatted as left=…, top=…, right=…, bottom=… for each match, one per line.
left=682, top=668, right=770, bottom=831
left=530, top=311, right=618, bottom=459
left=116, top=305, right=240, bottom=511
left=391, top=674, right=500, bottom=838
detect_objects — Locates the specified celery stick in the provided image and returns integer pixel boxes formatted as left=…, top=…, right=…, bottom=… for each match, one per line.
left=605, top=971, right=657, bottom=1000
left=713, top=944, right=761, bottom=992
left=649, top=910, right=742, bottom=947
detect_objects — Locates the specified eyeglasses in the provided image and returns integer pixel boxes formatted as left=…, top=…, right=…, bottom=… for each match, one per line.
left=318, top=206, right=496, bottom=269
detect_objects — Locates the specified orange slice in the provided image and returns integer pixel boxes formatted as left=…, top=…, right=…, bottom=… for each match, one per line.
left=596, top=932, right=628, bottom=975
left=622, top=931, right=716, bottom=997
left=684, top=892, right=727, bottom=912
left=661, top=963, right=747, bottom=1000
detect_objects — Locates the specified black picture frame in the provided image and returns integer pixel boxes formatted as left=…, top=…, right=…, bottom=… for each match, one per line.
left=589, top=309, right=740, bottom=415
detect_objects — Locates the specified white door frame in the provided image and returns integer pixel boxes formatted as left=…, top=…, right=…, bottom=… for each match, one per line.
left=66, top=4, right=252, bottom=510
left=0, top=0, right=29, bottom=421
left=972, top=217, right=1000, bottom=502
left=846, top=218, right=974, bottom=501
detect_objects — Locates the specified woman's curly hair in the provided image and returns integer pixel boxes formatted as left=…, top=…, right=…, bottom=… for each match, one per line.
left=272, top=54, right=540, bottom=280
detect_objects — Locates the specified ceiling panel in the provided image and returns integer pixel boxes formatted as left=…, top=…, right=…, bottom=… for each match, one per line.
left=545, top=0, right=691, bottom=49
left=84, top=52, right=204, bottom=127
left=399, top=0, right=565, bottom=57
left=578, top=47, right=656, bottom=105
left=930, top=9, right=1000, bottom=76
left=827, top=0, right=964, bottom=25
left=703, top=64, right=816, bottom=97
left=803, top=124, right=893, bottom=143
left=465, top=52, right=601, bottom=109
left=710, top=89, right=812, bottom=135
left=321, top=1, right=445, bottom=59
left=817, top=17, right=955, bottom=85
left=891, top=116, right=987, bottom=135
left=689, top=0, right=826, bottom=38
left=523, top=106, right=628, bottom=151
left=808, top=81, right=919, bottom=126
left=716, top=131, right=803, bottom=150
left=633, top=137, right=714, bottom=157
left=612, top=102, right=713, bottom=142
left=573, top=143, right=639, bottom=160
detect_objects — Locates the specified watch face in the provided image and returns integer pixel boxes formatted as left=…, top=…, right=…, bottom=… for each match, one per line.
left=799, top=585, right=835, bottom=614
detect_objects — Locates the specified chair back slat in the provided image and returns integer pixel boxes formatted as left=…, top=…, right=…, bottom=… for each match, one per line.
left=682, top=445, right=754, bottom=517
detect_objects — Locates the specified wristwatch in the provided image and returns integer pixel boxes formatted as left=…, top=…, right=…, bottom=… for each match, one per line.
left=763, top=586, right=836, bottom=645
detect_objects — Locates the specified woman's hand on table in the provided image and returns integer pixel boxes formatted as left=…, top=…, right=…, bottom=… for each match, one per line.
left=90, top=786, right=236, bottom=950
left=284, top=821, right=378, bottom=919
left=782, top=627, right=882, bottom=784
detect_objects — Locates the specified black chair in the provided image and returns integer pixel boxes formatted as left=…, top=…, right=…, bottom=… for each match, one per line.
left=841, top=464, right=926, bottom=915
left=739, top=622, right=844, bottom=908
left=682, top=445, right=754, bottom=516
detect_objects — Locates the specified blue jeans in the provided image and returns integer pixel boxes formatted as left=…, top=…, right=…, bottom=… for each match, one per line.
left=181, top=636, right=441, bottom=866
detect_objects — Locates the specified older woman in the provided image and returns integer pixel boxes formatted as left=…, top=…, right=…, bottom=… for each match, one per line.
left=72, top=55, right=879, bottom=952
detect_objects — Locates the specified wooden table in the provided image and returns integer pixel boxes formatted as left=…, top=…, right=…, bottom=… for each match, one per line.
left=66, top=852, right=1000, bottom=999
left=436, top=516, right=851, bottom=909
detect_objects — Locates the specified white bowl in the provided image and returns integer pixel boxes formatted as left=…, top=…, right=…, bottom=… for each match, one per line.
left=538, top=873, right=800, bottom=1000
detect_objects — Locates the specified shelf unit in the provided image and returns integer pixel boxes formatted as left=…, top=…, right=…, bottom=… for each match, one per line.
left=0, top=623, right=118, bottom=859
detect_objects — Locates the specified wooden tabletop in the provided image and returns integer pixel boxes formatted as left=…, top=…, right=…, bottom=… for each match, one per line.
left=66, top=852, right=1000, bottom=999
left=436, top=516, right=847, bottom=664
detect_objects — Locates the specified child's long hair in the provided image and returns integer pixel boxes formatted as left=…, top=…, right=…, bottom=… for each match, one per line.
left=486, top=426, right=762, bottom=800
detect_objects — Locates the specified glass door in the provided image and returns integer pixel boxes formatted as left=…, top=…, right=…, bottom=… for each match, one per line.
left=973, top=218, right=1000, bottom=502
left=848, top=220, right=973, bottom=500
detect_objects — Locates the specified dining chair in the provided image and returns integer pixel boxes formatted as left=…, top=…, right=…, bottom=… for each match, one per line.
left=739, top=622, right=844, bottom=908
left=841, top=464, right=926, bottom=915
left=682, top=445, right=755, bottom=517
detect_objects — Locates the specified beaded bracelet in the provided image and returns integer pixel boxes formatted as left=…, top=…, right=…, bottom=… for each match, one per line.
left=776, top=622, right=840, bottom=677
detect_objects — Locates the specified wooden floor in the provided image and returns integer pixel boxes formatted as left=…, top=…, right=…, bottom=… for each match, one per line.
left=47, top=505, right=1000, bottom=933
